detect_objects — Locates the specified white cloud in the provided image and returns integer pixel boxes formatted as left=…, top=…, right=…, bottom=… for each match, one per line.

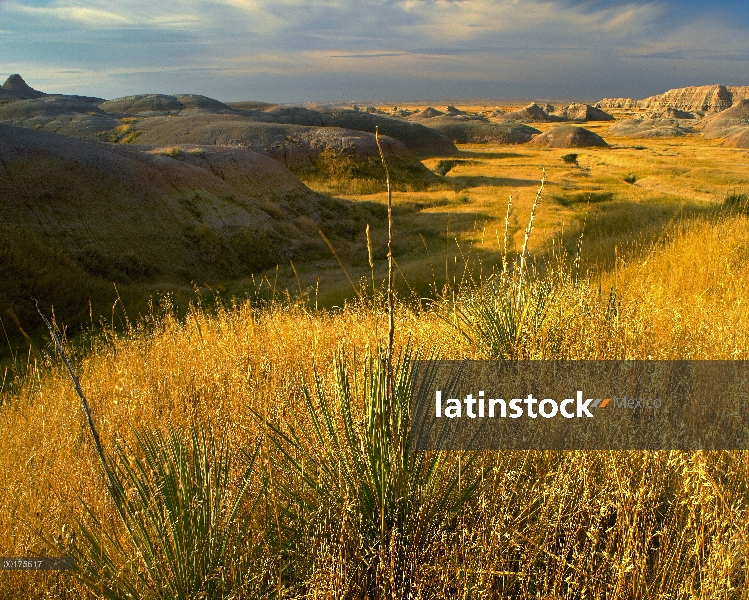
left=4, top=0, right=204, bottom=29
left=625, top=18, right=749, bottom=61
left=0, top=0, right=665, bottom=38
left=7, top=2, right=132, bottom=25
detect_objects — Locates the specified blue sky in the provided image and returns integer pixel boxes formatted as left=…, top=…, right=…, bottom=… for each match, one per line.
left=1, top=0, right=747, bottom=102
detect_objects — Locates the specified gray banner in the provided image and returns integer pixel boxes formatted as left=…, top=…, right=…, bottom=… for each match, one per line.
left=411, top=361, right=749, bottom=450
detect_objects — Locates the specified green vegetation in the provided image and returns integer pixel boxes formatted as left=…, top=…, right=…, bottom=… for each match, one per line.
left=433, top=158, right=470, bottom=175
left=296, top=148, right=443, bottom=194
left=553, top=191, right=614, bottom=206
left=68, top=424, right=262, bottom=599
left=724, top=191, right=749, bottom=213
left=259, top=348, right=480, bottom=597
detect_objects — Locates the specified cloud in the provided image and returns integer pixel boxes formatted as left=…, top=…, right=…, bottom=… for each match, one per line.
left=4, top=0, right=202, bottom=29
left=2, top=0, right=747, bottom=101
left=6, top=2, right=131, bottom=26
left=624, top=18, right=749, bottom=63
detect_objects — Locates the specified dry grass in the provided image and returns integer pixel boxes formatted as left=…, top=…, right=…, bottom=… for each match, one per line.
left=3, top=125, right=749, bottom=597
left=3, top=204, right=749, bottom=596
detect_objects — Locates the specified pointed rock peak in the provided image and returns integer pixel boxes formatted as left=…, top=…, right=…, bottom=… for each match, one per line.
left=2, top=74, right=45, bottom=99
left=4, top=74, right=30, bottom=91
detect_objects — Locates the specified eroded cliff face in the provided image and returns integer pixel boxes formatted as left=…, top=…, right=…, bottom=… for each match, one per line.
left=597, top=85, right=749, bottom=115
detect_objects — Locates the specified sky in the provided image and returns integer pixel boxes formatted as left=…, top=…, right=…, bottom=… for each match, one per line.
left=1, top=0, right=748, bottom=103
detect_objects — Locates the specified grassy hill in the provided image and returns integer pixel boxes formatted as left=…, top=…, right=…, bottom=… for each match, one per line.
left=0, top=124, right=384, bottom=349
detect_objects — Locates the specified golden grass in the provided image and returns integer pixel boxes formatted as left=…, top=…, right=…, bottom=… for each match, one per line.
left=3, top=125, right=749, bottom=597
left=3, top=204, right=749, bottom=596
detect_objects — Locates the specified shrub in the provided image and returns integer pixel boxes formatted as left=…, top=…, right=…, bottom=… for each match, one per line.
left=724, top=192, right=749, bottom=214
left=433, top=159, right=468, bottom=176
left=456, top=272, right=555, bottom=360
left=560, top=153, right=578, bottom=164
left=554, top=191, right=614, bottom=207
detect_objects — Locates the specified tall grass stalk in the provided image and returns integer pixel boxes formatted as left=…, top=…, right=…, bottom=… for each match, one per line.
left=518, top=169, right=545, bottom=284
left=374, top=126, right=395, bottom=401
left=35, top=299, right=108, bottom=479
left=502, top=195, right=513, bottom=274
left=456, top=171, right=554, bottom=360
left=37, top=301, right=264, bottom=599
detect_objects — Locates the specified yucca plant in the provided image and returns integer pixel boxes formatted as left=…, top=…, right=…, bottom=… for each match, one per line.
left=456, top=271, right=554, bottom=360
left=64, top=423, right=262, bottom=600
left=258, top=346, right=481, bottom=598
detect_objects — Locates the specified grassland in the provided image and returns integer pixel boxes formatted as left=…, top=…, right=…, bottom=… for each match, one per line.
left=2, top=121, right=749, bottom=598
left=278, top=120, right=749, bottom=308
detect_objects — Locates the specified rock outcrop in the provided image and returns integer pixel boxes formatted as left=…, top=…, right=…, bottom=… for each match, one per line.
left=608, top=118, right=696, bottom=138
left=252, top=106, right=458, bottom=157
left=122, top=114, right=441, bottom=190
left=500, top=102, right=556, bottom=122
left=550, top=103, right=614, bottom=122
left=529, top=125, right=609, bottom=148
left=0, top=96, right=119, bottom=139
left=0, top=74, right=46, bottom=101
left=722, top=128, right=749, bottom=148
left=656, top=108, right=695, bottom=119
left=702, top=99, right=749, bottom=138
left=420, top=118, right=540, bottom=144
left=99, top=94, right=234, bottom=116
left=407, top=107, right=446, bottom=120
left=0, top=123, right=328, bottom=279
left=598, top=85, right=749, bottom=115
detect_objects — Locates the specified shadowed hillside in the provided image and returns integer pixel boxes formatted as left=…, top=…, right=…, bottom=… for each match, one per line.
left=0, top=74, right=46, bottom=102
left=0, top=124, right=383, bottom=344
left=0, top=96, right=119, bottom=138
left=99, top=94, right=234, bottom=116
left=529, top=125, right=609, bottom=147
left=608, top=118, right=696, bottom=138
left=227, top=104, right=458, bottom=156
left=419, top=118, right=540, bottom=144
left=703, top=99, right=749, bottom=138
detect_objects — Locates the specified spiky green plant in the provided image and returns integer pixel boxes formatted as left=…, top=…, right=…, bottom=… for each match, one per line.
left=456, top=272, right=554, bottom=360
left=259, top=347, right=481, bottom=598
left=65, top=423, right=262, bottom=600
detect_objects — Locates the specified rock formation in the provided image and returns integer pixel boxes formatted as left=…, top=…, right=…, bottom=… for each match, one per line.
left=550, top=103, right=613, bottom=122
left=407, top=107, right=445, bottom=120
left=420, top=119, right=540, bottom=144
left=722, top=128, right=749, bottom=148
left=702, top=99, right=749, bottom=138
left=608, top=118, right=696, bottom=138
left=0, top=74, right=46, bottom=101
left=598, top=85, right=749, bottom=115
left=500, top=102, right=556, bottom=122
left=99, top=94, right=233, bottom=116
left=528, top=125, right=609, bottom=148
